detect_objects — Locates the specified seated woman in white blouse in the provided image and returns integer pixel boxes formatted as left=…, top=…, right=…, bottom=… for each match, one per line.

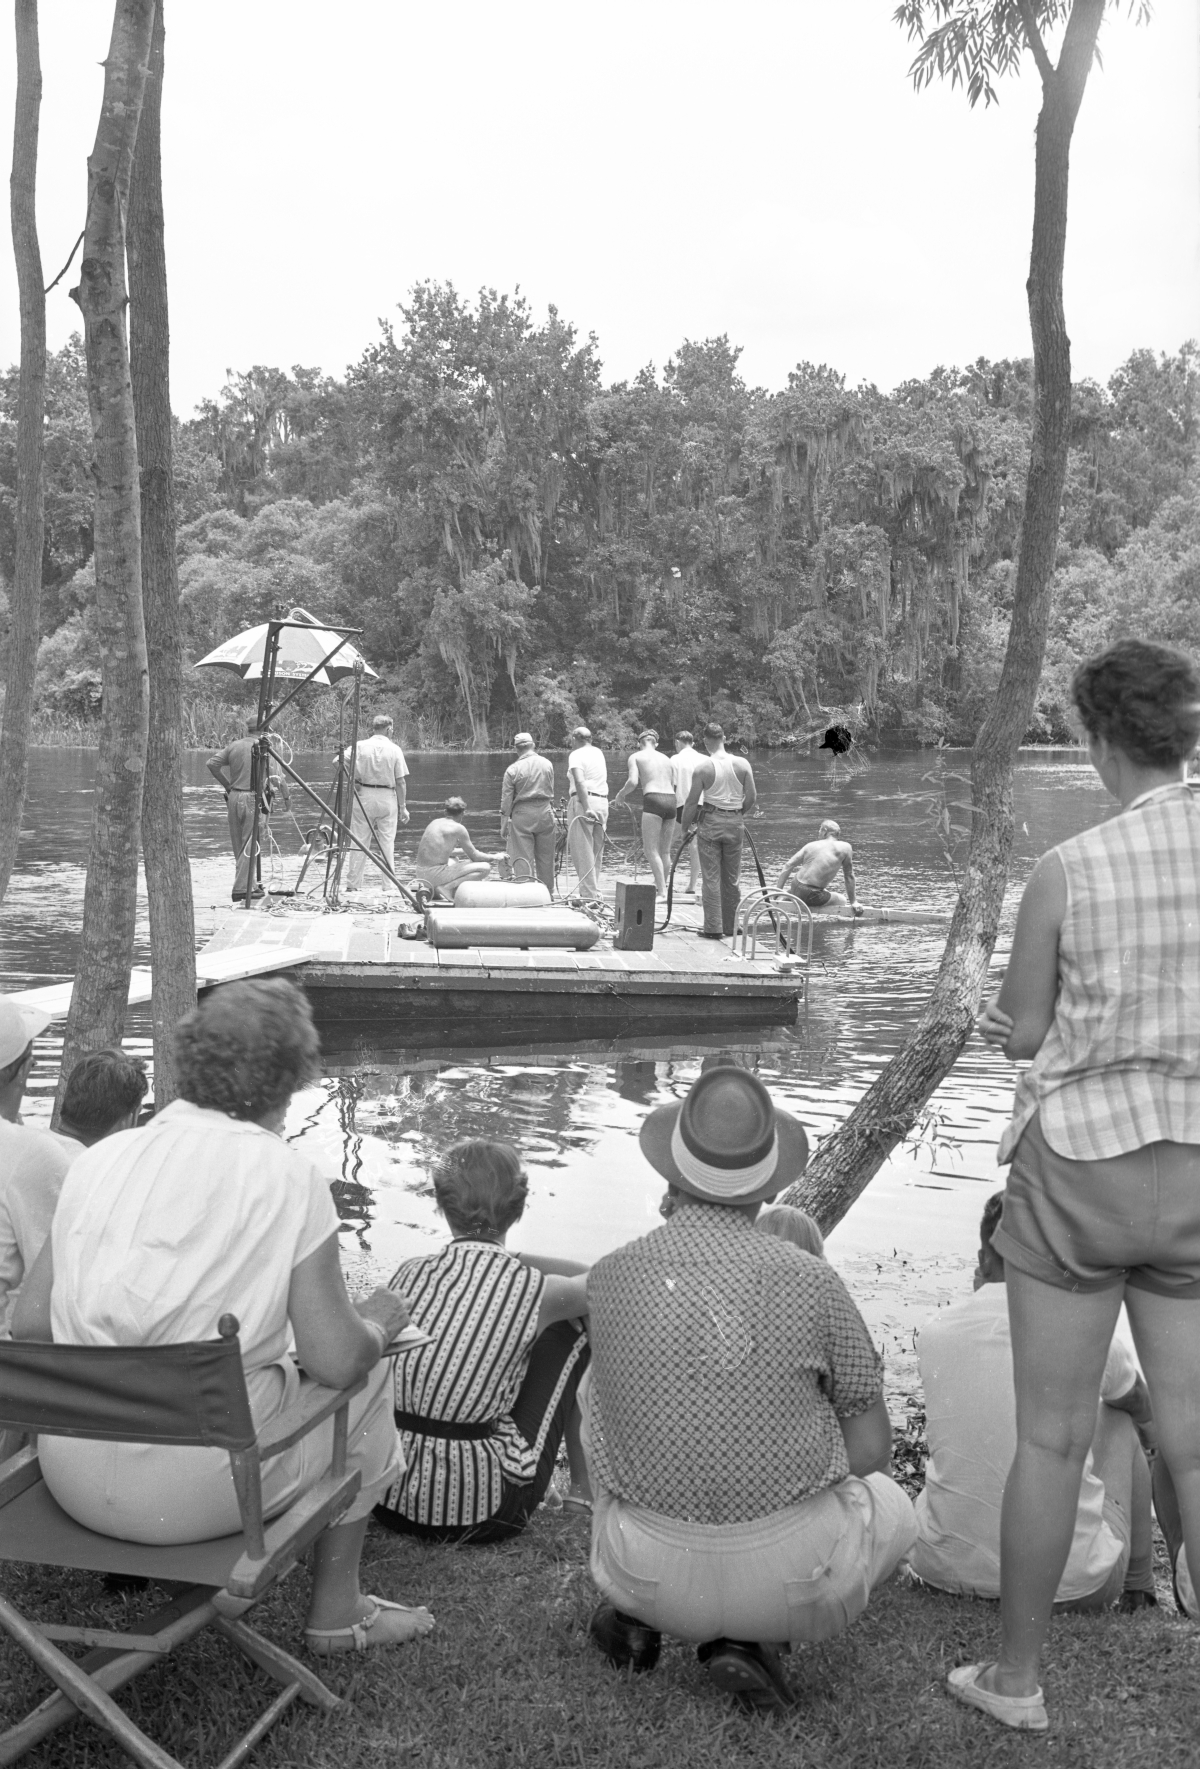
left=14, top=978, right=433, bottom=1657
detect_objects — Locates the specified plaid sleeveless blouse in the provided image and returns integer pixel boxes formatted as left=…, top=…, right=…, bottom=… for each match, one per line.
left=1000, top=784, right=1200, bottom=1164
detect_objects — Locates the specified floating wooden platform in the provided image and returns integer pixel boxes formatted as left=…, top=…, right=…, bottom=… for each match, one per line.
left=200, top=899, right=805, bottom=1045
left=8, top=947, right=312, bottom=1022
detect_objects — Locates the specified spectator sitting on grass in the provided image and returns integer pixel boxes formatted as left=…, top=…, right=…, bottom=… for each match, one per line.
left=58, top=1048, right=149, bottom=1147
left=373, top=1138, right=592, bottom=1543
left=0, top=999, right=78, bottom=1340
left=909, top=1191, right=1157, bottom=1613
left=580, top=1064, right=916, bottom=1715
left=756, top=1203, right=825, bottom=1258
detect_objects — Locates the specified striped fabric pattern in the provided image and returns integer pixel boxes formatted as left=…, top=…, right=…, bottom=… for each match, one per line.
left=380, top=1241, right=545, bottom=1529
left=1001, top=787, right=1200, bottom=1163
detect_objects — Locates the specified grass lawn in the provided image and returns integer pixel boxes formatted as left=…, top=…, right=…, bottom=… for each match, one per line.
left=1, top=1499, right=1196, bottom=1769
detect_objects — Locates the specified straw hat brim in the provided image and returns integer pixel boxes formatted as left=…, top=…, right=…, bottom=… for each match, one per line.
left=639, top=1101, right=809, bottom=1206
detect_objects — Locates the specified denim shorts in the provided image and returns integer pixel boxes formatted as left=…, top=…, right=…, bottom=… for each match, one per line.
left=994, top=1112, right=1200, bottom=1297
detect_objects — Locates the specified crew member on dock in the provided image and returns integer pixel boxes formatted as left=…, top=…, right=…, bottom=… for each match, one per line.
left=340, top=713, right=409, bottom=892
left=566, top=726, right=609, bottom=902
left=613, top=731, right=676, bottom=899
left=669, top=730, right=704, bottom=900
left=412, top=798, right=503, bottom=902
left=777, top=821, right=864, bottom=916
left=206, top=718, right=288, bottom=902
left=500, top=733, right=556, bottom=894
left=680, top=723, right=756, bottom=939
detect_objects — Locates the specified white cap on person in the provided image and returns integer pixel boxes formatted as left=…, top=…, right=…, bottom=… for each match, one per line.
left=0, top=996, right=52, bottom=1069
left=513, top=732, right=535, bottom=748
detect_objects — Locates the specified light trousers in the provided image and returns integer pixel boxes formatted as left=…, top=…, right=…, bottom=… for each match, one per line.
left=346, top=786, right=399, bottom=888
left=567, top=798, right=608, bottom=899
left=507, top=799, right=557, bottom=894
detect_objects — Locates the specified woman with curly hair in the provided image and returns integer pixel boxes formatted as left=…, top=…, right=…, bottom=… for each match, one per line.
left=955, top=639, right=1200, bottom=1731
left=14, top=978, right=434, bottom=1656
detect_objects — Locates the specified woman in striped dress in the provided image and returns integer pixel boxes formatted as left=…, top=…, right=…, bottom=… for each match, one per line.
left=955, top=639, right=1200, bottom=1732
left=373, top=1140, right=591, bottom=1543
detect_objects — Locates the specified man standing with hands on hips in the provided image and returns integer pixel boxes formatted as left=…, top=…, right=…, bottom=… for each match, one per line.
left=566, top=725, right=609, bottom=902
left=679, top=723, right=757, bottom=940
left=500, top=733, right=556, bottom=895
left=340, top=713, right=410, bottom=891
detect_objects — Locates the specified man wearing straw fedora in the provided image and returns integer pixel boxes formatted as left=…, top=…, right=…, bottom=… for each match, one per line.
left=579, top=1064, right=916, bottom=1712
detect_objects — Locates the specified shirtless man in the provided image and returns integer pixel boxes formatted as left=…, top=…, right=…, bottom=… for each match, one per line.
left=777, top=820, right=864, bottom=917
left=613, top=730, right=676, bottom=897
left=412, top=798, right=504, bottom=901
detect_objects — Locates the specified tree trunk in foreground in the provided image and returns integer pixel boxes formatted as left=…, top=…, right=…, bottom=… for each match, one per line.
left=129, top=0, right=195, bottom=1106
left=55, top=0, right=156, bottom=1119
left=0, top=0, right=46, bottom=910
left=781, top=0, right=1106, bottom=1233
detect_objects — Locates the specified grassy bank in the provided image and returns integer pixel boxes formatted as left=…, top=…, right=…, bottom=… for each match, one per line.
left=3, top=1413, right=1195, bottom=1769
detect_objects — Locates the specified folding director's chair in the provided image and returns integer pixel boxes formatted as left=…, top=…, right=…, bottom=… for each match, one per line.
left=0, top=1315, right=366, bottom=1769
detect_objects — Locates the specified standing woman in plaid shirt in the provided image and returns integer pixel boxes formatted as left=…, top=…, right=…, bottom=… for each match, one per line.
left=956, top=639, right=1200, bottom=1733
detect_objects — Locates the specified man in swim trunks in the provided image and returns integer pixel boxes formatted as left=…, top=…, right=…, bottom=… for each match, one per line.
left=412, top=798, right=504, bottom=901
left=613, top=730, right=676, bottom=897
left=777, top=821, right=864, bottom=916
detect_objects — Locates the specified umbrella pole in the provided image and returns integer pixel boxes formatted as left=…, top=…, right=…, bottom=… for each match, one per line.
left=325, top=689, right=347, bottom=905
left=330, top=671, right=360, bottom=906
left=241, top=619, right=282, bottom=910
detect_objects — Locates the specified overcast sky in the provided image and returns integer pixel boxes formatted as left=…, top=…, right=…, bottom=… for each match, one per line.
left=1, top=0, right=1196, bottom=414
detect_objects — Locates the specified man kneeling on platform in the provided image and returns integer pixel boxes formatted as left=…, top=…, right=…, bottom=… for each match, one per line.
left=910, top=1192, right=1157, bottom=1611
left=581, top=1064, right=916, bottom=1713
left=777, top=820, right=864, bottom=917
left=412, top=799, right=504, bottom=901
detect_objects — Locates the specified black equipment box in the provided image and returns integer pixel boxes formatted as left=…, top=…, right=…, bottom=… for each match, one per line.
left=614, top=881, right=656, bottom=950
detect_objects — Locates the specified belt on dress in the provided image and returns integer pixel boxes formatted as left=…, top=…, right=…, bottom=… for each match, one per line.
left=358, top=783, right=396, bottom=791
left=394, top=1410, right=500, bottom=1441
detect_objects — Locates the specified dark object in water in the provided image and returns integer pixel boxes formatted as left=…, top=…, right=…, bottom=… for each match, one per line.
left=819, top=725, right=854, bottom=755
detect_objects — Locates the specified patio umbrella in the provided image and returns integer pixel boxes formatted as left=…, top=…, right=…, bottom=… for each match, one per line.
left=193, top=606, right=378, bottom=685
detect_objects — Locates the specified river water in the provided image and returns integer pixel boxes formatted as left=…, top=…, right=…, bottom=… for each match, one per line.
left=1, top=745, right=1110, bottom=1393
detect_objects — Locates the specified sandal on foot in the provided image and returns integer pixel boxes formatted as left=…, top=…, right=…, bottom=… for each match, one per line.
left=561, top=1493, right=593, bottom=1515
left=306, top=1595, right=435, bottom=1656
left=947, top=1662, right=1047, bottom=1731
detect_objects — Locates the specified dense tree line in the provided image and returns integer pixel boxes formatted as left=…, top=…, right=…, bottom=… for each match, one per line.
left=1, top=292, right=1195, bottom=749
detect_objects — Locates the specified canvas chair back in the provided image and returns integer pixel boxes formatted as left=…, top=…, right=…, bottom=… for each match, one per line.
left=0, top=1317, right=254, bottom=1449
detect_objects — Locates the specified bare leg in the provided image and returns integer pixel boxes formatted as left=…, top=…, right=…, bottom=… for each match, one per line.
left=306, top=1517, right=434, bottom=1646
left=1124, top=1286, right=1200, bottom=1617
left=641, top=813, right=668, bottom=895
left=656, top=816, right=674, bottom=893
left=979, top=1269, right=1123, bottom=1698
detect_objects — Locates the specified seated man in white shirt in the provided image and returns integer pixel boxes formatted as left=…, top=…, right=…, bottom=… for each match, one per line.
left=910, top=1191, right=1157, bottom=1611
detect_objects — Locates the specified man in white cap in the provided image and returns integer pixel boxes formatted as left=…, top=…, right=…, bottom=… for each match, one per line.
left=339, top=712, right=410, bottom=891
left=566, top=725, right=609, bottom=902
left=0, top=997, right=77, bottom=1335
left=579, top=1063, right=916, bottom=1712
left=500, top=733, right=556, bottom=895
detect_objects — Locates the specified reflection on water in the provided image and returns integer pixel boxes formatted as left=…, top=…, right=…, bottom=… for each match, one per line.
left=2, top=746, right=1111, bottom=1392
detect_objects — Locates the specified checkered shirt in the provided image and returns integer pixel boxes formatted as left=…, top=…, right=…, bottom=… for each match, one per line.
left=585, top=1202, right=882, bottom=1524
left=1001, top=786, right=1200, bottom=1163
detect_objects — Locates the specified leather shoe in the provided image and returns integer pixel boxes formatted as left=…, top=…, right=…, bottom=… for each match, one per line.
left=588, top=1602, right=661, bottom=1672
left=699, top=1638, right=795, bottom=1713
left=1118, top=1588, right=1158, bottom=1612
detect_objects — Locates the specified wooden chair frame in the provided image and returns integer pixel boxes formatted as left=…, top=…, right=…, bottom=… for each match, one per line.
left=0, top=1315, right=367, bottom=1769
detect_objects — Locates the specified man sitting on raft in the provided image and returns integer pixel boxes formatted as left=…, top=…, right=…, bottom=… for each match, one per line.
left=613, top=730, right=676, bottom=898
left=777, top=820, right=865, bottom=917
left=412, top=798, right=504, bottom=902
